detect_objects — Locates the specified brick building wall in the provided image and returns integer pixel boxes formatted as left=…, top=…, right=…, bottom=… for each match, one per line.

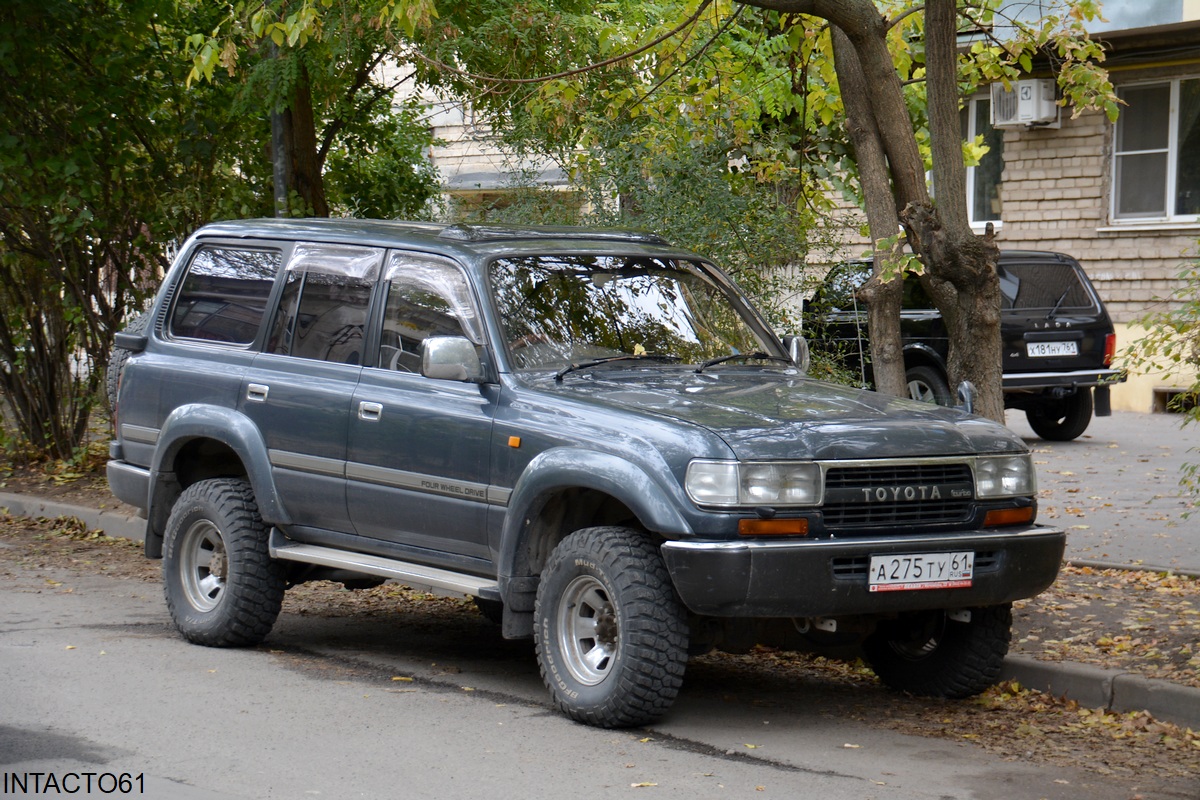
left=995, top=108, right=1198, bottom=328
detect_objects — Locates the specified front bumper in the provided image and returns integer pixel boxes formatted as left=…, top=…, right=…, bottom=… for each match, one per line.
left=660, top=524, right=1065, bottom=618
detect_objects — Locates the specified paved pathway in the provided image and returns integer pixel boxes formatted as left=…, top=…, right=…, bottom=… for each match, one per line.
left=1005, top=410, right=1199, bottom=573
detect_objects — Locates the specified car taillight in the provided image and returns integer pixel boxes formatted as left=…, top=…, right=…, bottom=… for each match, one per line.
left=1103, top=333, right=1117, bottom=366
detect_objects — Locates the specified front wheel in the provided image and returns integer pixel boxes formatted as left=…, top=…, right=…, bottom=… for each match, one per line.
left=862, top=604, right=1011, bottom=698
left=1026, top=389, right=1093, bottom=441
left=162, top=478, right=286, bottom=647
left=535, top=526, right=688, bottom=728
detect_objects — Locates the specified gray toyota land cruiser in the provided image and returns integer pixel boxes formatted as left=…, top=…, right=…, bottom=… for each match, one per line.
left=108, top=218, right=1065, bottom=728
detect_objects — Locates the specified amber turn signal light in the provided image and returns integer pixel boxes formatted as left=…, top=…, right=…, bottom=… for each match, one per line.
left=738, top=518, right=809, bottom=536
left=984, top=507, right=1034, bottom=527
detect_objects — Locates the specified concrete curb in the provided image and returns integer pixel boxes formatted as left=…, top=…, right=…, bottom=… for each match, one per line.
left=4, top=491, right=1199, bottom=732
left=1001, top=655, right=1200, bottom=731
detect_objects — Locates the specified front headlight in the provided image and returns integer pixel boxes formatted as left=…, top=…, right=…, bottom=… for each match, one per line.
left=974, top=454, right=1036, bottom=498
left=686, top=460, right=821, bottom=507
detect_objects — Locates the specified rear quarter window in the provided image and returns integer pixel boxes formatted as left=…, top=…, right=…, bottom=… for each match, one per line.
left=169, top=246, right=282, bottom=344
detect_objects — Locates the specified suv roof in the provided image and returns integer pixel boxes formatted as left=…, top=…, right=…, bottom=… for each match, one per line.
left=195, top=218, right=674, bottom=251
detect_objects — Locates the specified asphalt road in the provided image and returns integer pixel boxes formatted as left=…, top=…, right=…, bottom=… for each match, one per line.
left=2, top=568, right=1188, bottom=800
left=1004, top=410, right=1199, bottom=573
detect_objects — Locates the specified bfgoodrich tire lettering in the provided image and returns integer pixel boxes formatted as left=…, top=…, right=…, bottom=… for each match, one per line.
left=535, top=526, right=688, bottom=728
left=162, top=478, right=285, bottom=647
left=862, top=604, right=1011, bottom=699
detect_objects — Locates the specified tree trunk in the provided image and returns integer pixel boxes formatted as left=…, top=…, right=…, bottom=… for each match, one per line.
left=906, top=0, right=1003, bottom=421
left=270, top=60, right=329, bottom=218
left=830, top=26, right=906, bottom=399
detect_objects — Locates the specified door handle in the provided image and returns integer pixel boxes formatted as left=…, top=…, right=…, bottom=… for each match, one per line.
left=247, top=383, right=269, bottom=402
left=358, top=401, right=383, bottom=421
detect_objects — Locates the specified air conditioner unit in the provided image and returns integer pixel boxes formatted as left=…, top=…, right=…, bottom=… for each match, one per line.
left=990, top=79, right=1060, bottom=128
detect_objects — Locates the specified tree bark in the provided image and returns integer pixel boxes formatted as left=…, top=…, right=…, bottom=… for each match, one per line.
left=830, top=26, right=906, bottom=399
left=270, top=60, right=329, bottom=218
left=908, top=0, right=1003, bottom=421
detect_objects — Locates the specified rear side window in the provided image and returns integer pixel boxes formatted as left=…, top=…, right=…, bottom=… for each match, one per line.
left=170, top=247, right=282, bottom=344
left=268, top=243, right=383, bottom=365
left=998, top=263, right=1096, bottom=311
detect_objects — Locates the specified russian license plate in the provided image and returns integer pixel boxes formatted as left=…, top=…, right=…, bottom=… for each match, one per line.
left=1026, top=340, right=1078, bottom=358
left=868, top=552, right=974, bottom=592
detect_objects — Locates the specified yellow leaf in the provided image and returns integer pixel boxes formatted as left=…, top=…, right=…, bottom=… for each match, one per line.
left=391, top=676, right=413, bottom=682
left=64, top=645, right=75, bottom=650
left=744, top=743, right=759, bottom=749
left=842, top=743, right=861, bottom=749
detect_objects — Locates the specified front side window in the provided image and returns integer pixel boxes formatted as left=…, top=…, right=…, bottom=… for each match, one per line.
left=1113, top=78, right=1200, bottom=221
left=268, top=243, right=382, bottom=364
left=489, top=255, right=773, bottom=370
left=377, top=253, right=481, bottom=373
left=170, top=247, right=282, bottom=345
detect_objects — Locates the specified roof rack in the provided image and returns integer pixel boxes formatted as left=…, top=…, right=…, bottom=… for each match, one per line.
left=438, top=223, right=671, bottom=246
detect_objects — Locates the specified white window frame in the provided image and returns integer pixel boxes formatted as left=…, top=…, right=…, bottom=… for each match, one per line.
left=1111, top=76, right=1200, bottom=225
left=963, top=95, right=1004, bottom=231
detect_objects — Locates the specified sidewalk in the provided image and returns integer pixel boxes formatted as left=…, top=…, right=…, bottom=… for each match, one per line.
left=3, top=433, right=1200, bottom=732
left=1005, top=409, right=1199, bottom=575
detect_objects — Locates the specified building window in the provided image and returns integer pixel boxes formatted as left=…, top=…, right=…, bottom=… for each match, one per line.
left=1113, top=78, right=1200, bottom=221
left=962, top=96, right=1004, bottom=226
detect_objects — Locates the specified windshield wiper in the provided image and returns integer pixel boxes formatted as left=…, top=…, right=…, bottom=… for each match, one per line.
left=1046, top=288, right=1071, bottom=320
left=694, top=352, right=792, bottom=373
left=554, top=354, right=681, bottom=382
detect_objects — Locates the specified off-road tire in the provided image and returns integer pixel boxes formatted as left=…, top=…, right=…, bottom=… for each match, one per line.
left=535, top=526, right=688, bottom=728
left=905, top=365, right=952, bottom=406
left=1026, top=389, right=1093, bottom=441
left=862, top=604, right=1011, bottom=699
left=163, top=478, right=285, bottom=647
left=106, top=310, right=151, bottom=414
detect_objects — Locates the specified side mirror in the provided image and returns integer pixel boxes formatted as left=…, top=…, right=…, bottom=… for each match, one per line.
left=956, top=380, right=976, bottom=414
left=783, top=335, right=810, bottom=374
left=421, top=336, right=484, bottom=382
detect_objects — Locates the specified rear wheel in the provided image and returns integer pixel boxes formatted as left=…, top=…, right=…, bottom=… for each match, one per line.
left=862, top=604, right=1011, bottom=698
left=1026, top=389, right=1092, bottom=441
left=905, top=365, right=951, bottom=406
left=162, top=478, right=285, bottom=647
left=535, top=526, right=688, bottom=728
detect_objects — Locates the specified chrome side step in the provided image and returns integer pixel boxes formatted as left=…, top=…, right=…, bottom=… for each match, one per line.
left=269, top=531, right=499, bottom=597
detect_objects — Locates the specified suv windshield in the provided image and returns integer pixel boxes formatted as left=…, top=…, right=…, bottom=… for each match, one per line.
left=489, top=255, right=773, bottom=370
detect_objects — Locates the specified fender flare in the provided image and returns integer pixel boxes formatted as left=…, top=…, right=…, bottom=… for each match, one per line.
left=148, top=404, right=287, bottom=534
left=496, top=447, right=694, bottom=587
left=902, top=342, right=947, bottom=374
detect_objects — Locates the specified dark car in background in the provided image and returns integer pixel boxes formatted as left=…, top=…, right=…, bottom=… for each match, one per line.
left=807, top=251, right=1124, bottom=440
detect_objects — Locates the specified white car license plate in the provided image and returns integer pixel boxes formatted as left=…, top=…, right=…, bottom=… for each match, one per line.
left=1026, top=340, right=1078, bottom=358
left=868, top=552, right=974, bottom=592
